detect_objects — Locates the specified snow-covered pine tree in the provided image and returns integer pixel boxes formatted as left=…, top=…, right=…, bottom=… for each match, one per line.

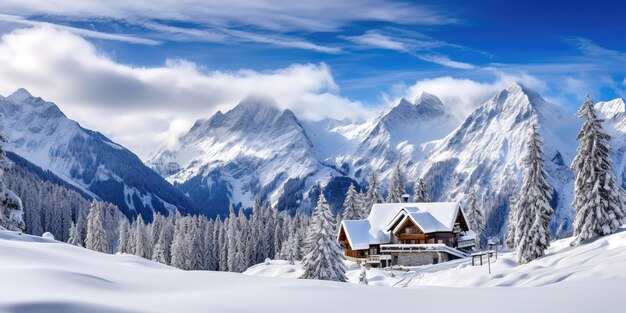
left=412, top=178, right=430, bottom=202
left=465, top=189, right=485, bottom=248
left=512, top=124, right=553, bottom=264
left=281, top=232, right=300, bottom=265
left=170, top=216, right=189, bottom=269
left=0, top=131, right=25, bottom=232
left=572, top=97, right=625, bottom=244
left=300, top=194, right=347, bottom=282
left=231, top=235, right=248, bottom=272
left=187, top=217, right=205, bottom=270
left=152, top=216, right=174, bottom=265
left=359, top=266, right=368, bottom=285
left=386, top=163, right=406, bottom=203
left=218, top=217, right=228, bottom=271
left=505, top=192, right=519, bottom=248
left=213, top=216, right=224, bottom=270
left=342, top=184, right=361, bottom=220
left=85, top=201, right=111, bottom=253
left=362, top=172, right=382, bottom=218
left=118, top=218, right=130, bottom=253
left=226, top=204, right=238, bottom=271
left=67, top=221, right=82, bottom=247
left=134, top=214, right=150, bottom=259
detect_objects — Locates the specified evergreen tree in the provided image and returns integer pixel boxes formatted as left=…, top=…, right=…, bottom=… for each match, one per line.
left=67, top=221, right=82, bottom=247
left=362, top=172, right=382, bottom=218
left=170, top=216, right=190, bottom=269
left=511, top=124, right=554, bottom=264
left=300, top=194, right=347, bottom=282
left=0, top=131, right=25, bottom=232
left=572, top=97, right=625, bottom=244
left=359, top=266, right=368, bottom=285
left=386, top=163, right=406, bottom=203
left=226, top=204, right=238, bottom=271
left=187, top=218, right=205, bottom=270
left=412, top=178, right=430, bottom=202
left=218, top=217, right=228, bottom=271
left=505, top=192, right=519, bottom=248
left=134, top=214, right=150, bottom=259
left=342, top=184, right=361, bottom=220
left=465, top=189, right=485, bottom=248
left=85, top=201, right=111, bottom=253
left=281, top=232, right=300, bottom=265
left=118, top=218, right=130, bottom=253
left=152, top=216, right=174, bottom=265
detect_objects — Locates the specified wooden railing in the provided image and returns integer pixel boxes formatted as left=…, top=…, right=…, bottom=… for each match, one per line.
left=380, top=244, right=470, bottom=258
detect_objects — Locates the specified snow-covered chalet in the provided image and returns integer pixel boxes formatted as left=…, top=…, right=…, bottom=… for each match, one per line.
left=337, top=202, right=476, bottom=267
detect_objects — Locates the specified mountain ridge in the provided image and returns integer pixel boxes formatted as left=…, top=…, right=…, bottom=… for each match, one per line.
left=0, top=89, right=197, bottom=221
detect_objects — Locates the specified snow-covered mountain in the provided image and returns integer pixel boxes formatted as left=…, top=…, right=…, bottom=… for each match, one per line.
left=420, top=83, right=580, bottom=237
left=149, top=96, right=342, bottom=217
left=0, top=89, right=196, bottom=220
left=595, top=98, right=626, bottom=187
left=325, top=92, right=459, bottom=180
left=150, top=93, right=459, bottom=217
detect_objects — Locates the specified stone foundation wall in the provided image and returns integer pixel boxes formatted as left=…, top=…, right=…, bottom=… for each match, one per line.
left=394, top=251, right=449, bottom=266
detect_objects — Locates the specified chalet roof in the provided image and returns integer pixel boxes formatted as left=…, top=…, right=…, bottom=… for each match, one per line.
left=338, top=202, right=472, bottom=250
left=340, top=220, right=376, bottom=250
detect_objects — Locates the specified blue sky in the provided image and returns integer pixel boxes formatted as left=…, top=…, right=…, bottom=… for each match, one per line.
left=0, top=0, right=624, bottom=156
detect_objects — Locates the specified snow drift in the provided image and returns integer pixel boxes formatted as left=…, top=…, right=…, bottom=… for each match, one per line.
left=1, top=227, right=625, bottom=313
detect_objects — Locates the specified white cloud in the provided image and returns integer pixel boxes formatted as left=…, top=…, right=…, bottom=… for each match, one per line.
left=0, top=26, right=372, bottom=158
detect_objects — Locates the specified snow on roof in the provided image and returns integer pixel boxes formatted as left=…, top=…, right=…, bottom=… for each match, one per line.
left=339, top=202, right=467, bottom=250
left=340, top=220, right=376, bottom=250
left=406, top=212, right=449, bottom=233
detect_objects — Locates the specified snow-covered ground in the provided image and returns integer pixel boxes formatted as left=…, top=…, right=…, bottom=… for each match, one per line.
left=246, top=229, right=626, bottom=289
left=1, top=229, right=625, bottom=313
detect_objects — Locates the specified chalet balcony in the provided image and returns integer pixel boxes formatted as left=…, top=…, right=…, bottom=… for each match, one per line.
left=366, top=255, right=392, bottom=263
left=380, top=244, right=470, bottom=258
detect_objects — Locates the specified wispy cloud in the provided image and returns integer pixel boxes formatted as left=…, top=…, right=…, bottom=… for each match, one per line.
left=0, top=0, right=455, bottom=32
left=344, top=29, right=474, bottom=69
left=567, top=37, right=625, bottom=58
left=0, top=14, right=160, bottom=45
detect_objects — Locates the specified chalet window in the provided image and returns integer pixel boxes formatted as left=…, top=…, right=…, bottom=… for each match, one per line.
left=438, top=240, right=443, bottom=244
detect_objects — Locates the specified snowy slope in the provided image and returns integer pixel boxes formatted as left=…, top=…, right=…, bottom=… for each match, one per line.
left=247, top=227, right=626, bottom=289
left=149, top=96, right=341, bottom=216
left=420, top=83, right=580, bottom=238
left=595, top=98, right=626, bottom=187
left=1, top=229, right=624, bottom=312
left=0, top=89, right=195, bottom=220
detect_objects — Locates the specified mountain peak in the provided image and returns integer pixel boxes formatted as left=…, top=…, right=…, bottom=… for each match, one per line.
left=414, top=92, right=445, bottom=115
left=506, top=81, right=527, bottom=92
left=235, top=95, right=279, bottom=112
left=596, top=98, right=626, bottom=118
left=8, top=88, right=34, bottom=102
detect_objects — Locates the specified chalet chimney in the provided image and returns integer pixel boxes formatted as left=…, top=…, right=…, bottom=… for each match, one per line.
left=402, top=194, right=410, bottom=203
